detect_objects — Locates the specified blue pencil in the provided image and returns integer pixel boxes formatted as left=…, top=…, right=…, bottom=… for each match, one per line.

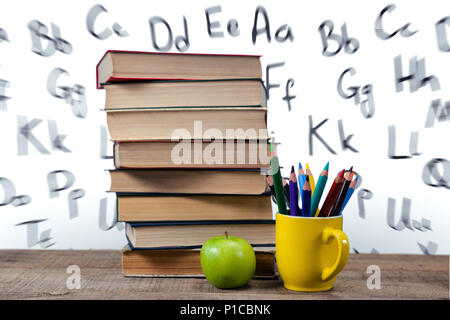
left=339, top=176, right=358, bottom=215
left=302, top=175, right=312, bottom=217
left=298, top=162, right=306, bottom=205
left=289, top=166, right=300, bottom=216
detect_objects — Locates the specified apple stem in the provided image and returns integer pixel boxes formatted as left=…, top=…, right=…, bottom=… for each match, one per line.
left=225, top=231, right=229, bottom=239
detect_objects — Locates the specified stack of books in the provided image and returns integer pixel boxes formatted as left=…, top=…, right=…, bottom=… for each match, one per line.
left=97, top=50, right=275, bottom=277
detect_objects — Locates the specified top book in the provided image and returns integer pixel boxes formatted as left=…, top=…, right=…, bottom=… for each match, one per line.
left=96, top=50, right=262, bottom=89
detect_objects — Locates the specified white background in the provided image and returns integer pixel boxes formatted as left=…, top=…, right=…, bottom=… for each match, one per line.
left=0, top=0, right=449, bottom=254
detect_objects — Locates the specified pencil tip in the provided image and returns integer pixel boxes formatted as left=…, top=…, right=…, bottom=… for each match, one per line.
left=306, top=162, right=310, bottom=170
left=324, top=162, right=329, bottom=171
left=349, top=166, right=353, bottom=172
left=338, top=169, right=345, bottom=177
left=291, top=165, right=295, bottom=173
left=355, top=175, right=359, bottom=182
left=298, top=162, right=302, bottom=170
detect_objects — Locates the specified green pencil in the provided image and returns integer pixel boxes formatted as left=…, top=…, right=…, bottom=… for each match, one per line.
left=311, top=162, right=329, bottom=217
left=270, top=146, right=288, bottom=215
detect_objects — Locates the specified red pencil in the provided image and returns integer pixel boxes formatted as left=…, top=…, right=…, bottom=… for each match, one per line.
left=318, top=169, right=345, bottom=217
left=330, top=167, right=354, bottom=216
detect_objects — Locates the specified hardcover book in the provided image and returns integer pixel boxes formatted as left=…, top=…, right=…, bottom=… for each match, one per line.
left=113, top=140, right=270, bottom=169
left=117, top=194, right=272, bottom=222
left=109, top=169, right=269, bottom=195
left=106, top=107, right=268, bottom=141
left=122, top=245, right=276, bottom=278
left=126, top=220, right=275, bottom=249
left=97, top=50, right=262, bottom=89
left=104, top=79, right=266, bottom=110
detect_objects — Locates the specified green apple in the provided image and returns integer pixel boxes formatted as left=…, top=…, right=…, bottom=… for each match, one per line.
left=200, top=231, right=256, bottom=289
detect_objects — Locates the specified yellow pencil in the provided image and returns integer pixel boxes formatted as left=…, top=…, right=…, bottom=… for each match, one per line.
left=305, top=163, right=315, bottom=196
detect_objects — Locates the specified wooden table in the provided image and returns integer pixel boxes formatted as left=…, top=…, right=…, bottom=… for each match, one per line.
left=0, top=250, right=448, bottom=300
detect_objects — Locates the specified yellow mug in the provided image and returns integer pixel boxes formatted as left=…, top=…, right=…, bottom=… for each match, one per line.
left=275, top=213, right=350, bottom=292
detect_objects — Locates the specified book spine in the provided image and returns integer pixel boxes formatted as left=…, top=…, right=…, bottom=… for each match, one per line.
left=127, top=220, right=275, bottom=227
left=115, top=192, right=271, bottom=197
left=126, top=243, right=275, bottom=251
left=113, top=142, right=119, bottom=168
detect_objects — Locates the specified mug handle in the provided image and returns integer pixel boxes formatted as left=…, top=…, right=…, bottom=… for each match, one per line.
left=321, top=227, right=350, bottom=281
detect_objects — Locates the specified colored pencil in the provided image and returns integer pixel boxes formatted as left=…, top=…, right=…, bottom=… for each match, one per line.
left=266, top=175, right=278, bottom=208
left=267, top=175, right=275, bottom=196
left=311, top=162, right=329, bottom=217
left=339, top=175, right=358, bottom=215
left=289, top=166, right=300, bottom=216
left=305, top=163, right=316, bottom=195
left=302, top=175, right=312, bottom=217
left=298, top=162, right=306, bottom=203
left=331, top=167, right=354, bottom=216
left=270, top=147, right=288, bottom=215
left=318, top=169, right=345, bottom=217
left=282, top=177, right=290, bottom=204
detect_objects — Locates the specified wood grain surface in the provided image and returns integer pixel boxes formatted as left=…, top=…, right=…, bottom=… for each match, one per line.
left=0, top=250, right=448, bottom=300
